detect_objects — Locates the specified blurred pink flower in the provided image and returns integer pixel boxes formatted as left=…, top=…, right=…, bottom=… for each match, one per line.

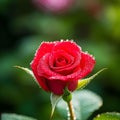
left=34, top=0, right=74, bottom=13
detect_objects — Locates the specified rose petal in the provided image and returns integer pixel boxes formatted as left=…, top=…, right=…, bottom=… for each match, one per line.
left=49, top=52, right=95, bottom=81
left=49, top=50, right=81, bottom=75
left=31, top=42, right=55, bottom=65
left=68, top=80, right=78, bottom=92
left=49, top=50, right=74, bottom=69
left=37, top=77, right=50, bottom=91
left=47, top=80, right=67, bottom=95
left=53, top=41, right=81, bottom=56
left=31, top=42, right=55, bottom=90
left=78, top=52, right=96, bottom=78
left=37, top=53, right=61, bottom=78
left=30, top=68, right=50, bottom=91
left=64, top=52, right=95, bottom=80
left=53, top=51, right=71, bottom=67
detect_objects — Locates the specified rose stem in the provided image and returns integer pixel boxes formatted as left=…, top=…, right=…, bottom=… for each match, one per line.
left=67, top=100, right=76, bottom=120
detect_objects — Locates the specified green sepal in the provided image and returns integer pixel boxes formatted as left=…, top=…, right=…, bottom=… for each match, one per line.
left=62, top=88, right=72, bottom=103
left=14, top=66, right=39, bottom=86
left=77, top=68, right=107, bottom=90
left=50, top=93, right=62, bottom=119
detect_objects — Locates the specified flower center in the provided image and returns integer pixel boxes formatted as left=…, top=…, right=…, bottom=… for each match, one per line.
left=55, top=56, right=68, bottom=67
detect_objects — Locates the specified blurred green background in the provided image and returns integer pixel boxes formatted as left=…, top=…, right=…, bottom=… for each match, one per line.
left=0, top=0, right=120, bottom=120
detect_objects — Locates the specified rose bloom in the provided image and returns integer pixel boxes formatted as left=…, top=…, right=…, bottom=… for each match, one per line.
left=31, top=40, right=95, bottom=95
left=33, top=0, right=74, bottom=13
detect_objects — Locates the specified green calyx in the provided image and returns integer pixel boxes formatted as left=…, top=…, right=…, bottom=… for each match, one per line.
left=77, top=68, right=107, bottom=90
left=62, top=88, right=72, bottom=102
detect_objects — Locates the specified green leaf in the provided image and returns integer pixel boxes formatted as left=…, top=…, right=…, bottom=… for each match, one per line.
left=57, top=89, right=103, bottom=120
left=50, top=93, right=62, bottom=119
left=93, top=112, right=120, bottom=120
left=1, top=113, right=37, bottom=120
left=77, top=68, right=107, bottom=90
left=14, top=66, right=39, bottom=86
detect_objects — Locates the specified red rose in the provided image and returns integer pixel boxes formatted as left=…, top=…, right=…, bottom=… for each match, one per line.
left=31, top=40, right=95, bottom=95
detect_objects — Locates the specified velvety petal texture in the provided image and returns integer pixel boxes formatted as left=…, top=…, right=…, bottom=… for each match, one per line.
left=31, top=40, right=95, bottom=95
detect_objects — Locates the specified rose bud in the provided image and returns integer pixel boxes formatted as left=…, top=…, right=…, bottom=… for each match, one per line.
left=33, top=0, right=74, bottom=13
left=31, top=40, right=95, bottom=95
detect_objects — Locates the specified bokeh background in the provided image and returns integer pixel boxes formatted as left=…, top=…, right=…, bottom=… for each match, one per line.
left=0, top=0, right=120, bottom=119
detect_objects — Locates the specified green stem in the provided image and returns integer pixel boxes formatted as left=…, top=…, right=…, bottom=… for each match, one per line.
left=67, top=101, right=76, bottom=120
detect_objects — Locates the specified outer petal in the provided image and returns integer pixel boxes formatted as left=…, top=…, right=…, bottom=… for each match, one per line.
left=65, top=52, right=95, bottom=80
left=31, top=42, right=55, bottom=66
left=53, top=41, right=81, bottom=56
left=47, top=80, right=67, bottom=95
left=37, top=53, right=61, bottom=78
left=78, top=52, right=96, bottom=79
left=36, top=77, right=50, bottom=91
left=68, top=80, right=78, bottom=92
left=66, top=52, right=95, bottom=92
left=31, top=42, right=55, bottom=90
